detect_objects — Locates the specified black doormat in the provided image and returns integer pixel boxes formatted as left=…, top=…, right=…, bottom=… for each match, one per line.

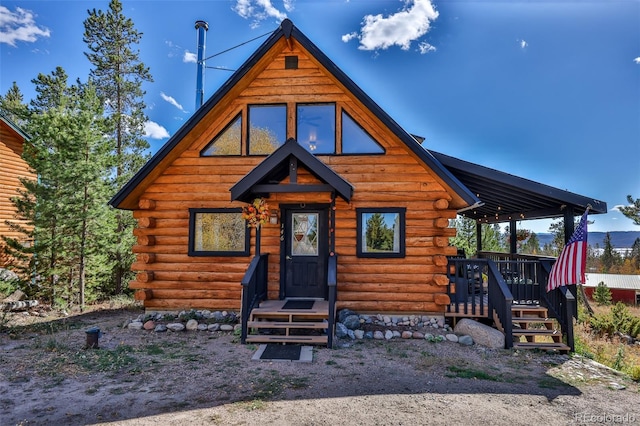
left=282, top=300, right=314, bottom=310
left=259, top=344, right=302, bottom=361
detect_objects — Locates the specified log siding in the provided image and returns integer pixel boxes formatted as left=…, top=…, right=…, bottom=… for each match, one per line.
left=121, top=32, right=464, bottom=313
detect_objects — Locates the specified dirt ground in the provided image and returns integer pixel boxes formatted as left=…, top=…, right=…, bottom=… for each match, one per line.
left=1, top=305, right=639, bottom=426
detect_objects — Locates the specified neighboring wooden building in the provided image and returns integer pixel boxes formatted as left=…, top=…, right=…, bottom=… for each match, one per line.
left=111, top=20, right=606, bottom=349
left=585, top=273, right=640, bottom=305
left=0, top=112, right=33, bottom=263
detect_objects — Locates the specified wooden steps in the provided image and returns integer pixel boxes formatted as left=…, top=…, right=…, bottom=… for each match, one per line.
left=246, top=300, right=330, bottom=346
left=511, top=305, right=570, bottom=354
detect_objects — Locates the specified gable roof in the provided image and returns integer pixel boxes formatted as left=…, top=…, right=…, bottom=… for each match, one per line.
left=110, top=19, right=479, bottom=210
left=0, top=111, right=30, bottom=142
left=230, top=137, right=353, bottom=203
left=430, top=150, right=607, bottom=223
left=585, top=273, right=640, bottom=291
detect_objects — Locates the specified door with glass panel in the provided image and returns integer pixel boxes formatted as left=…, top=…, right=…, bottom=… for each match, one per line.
left=282, top=206, right=328, bottom=299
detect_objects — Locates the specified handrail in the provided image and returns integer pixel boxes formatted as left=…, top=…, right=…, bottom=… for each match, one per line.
left=478, top=251, right=557, bottom=262
left=486, top=260, right=514, bottom=348
left=239, top=253, right=269, bottom=344
left=327, top=254, right=338, bottom=349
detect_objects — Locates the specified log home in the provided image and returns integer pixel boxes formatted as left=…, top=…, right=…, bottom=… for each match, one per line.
left=0, top=112, right=33, bottom=263
left=111, top=20, right=606, bottom=350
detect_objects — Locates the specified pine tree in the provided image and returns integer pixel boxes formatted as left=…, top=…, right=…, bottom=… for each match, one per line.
left=601, top=232, right=620, bottom=273
left=83, top=0, right=153, bottom=294
left=619, top=195, right=640, bottom=226
left=0, top=82, right=29, bottom=123
left=593, top=281, right=612, bottom=305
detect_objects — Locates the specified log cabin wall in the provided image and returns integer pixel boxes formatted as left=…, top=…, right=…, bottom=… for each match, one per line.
left=127, top=39, right=459, bottom=313
left=0, top=120, right=34, bottom=262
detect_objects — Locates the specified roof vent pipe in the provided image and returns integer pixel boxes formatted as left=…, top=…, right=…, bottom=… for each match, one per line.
left=195, top=20, right=209, bottom=109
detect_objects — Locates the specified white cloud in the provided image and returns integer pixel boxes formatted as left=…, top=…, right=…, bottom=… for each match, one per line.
left=634, top=57, right=640, bottom=64
left=233, top=0, right=288, bottom=28
left=183, top=50, right=197, bottom=63
left=160, top=92, right=184, bottom=111
left=418, top=41, right=436, bottom=54
left=519, top=39, right=528, bottom=49
left=611, top=205, right=625, bottom=212
left=342, top=0, right=439, bottom=52
left=0, top=6, right=50, bottom=47
left=144, top=121, right=170, bottom=139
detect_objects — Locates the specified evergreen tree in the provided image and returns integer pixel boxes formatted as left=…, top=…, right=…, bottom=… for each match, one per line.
left=521, top=232, right=541, bottom=255
left=449, top=216, right=503, bottom=256
left=593, top=281, right=612, bottom=305
left=601, top=232, right=620, bottom=273
left=0, top=82, right=29, bottom=123
left=619, top=195, right=640, bottom=226
left=83, top=0, right=153, bottom=294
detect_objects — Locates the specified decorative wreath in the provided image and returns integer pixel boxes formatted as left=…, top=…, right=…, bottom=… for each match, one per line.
left=241, top=198, right=270, bottom=228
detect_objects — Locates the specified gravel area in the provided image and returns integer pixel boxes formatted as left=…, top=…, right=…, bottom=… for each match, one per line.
left=1, top=306, right=638, bottom=426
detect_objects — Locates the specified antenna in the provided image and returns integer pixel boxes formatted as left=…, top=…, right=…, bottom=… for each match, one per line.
left=195, top=20, right=209, bottom=109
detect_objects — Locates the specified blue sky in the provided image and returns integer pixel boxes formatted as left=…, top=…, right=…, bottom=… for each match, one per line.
left=1, top=0, right=639, bottom=234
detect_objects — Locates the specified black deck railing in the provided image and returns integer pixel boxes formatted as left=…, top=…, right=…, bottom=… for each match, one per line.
left=448, top=251, right=575, bottom=350
left=327, top=254, right=338, bottom=349
left=239, top=253, right=269, bottom=344
left=486, top=260, right=513, bottom=348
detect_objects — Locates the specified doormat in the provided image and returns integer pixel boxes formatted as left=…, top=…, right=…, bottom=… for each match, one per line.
left=282, top=300, right=315, bottom=310
left=251, top=344, right=313, bottom=362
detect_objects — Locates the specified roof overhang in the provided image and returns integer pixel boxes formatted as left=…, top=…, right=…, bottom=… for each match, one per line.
left=230, top=138, right=354, bottom=203
left=430, top=150, right=607, bottom=223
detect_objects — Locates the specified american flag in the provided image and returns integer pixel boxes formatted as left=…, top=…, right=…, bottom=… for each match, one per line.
left=546, top=210, right=589, bottom=292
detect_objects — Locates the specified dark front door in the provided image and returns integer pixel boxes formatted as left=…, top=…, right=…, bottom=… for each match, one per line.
left=281, top=205, right=329, bottom=299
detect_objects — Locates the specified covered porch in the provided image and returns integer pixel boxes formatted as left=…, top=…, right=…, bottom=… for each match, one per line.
left=433, top=151, right=607, bottom=353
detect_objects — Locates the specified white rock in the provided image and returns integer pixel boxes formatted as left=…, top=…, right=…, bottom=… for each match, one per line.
left=220, top=324, right=234, bottom=331
left=196, top=324, right=208, bottom=331
left=354, top=329, right=365, bottom=339
left=445, top=333, right=459, bottom=343
left=392, top=330, right=401, bottom=338
left=207, top=323, right=220, bottom=331
left=167, top=323, right=185, bottom=332
left=185, top=319, right=199, bottom=330
left=384, top=330, right=394, bottom=340
left=127, top=321, right=143, bottom=330
left=374, top=330, right=384, bottom=340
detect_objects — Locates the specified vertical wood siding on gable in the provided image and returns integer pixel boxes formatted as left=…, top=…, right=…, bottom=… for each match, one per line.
left=129, top=43, right=458, bottom=313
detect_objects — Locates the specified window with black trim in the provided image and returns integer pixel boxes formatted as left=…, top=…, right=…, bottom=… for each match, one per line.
left=356, top=208, right=405, bottom=258
left=248, top=104, right=286, bottom=155
left=342, top=111, right=384, bottom=154
left=297, top=103, right=336, bottom=154
left=201, top=114, right=242, bottom=156
left=189, top=208, right=250, bottom=256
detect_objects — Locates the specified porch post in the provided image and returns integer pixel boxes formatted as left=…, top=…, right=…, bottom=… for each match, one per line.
left=510, top=219, right=517, bottom=254
left=564, top=206, right=575, bottom=244
left=255, top=225, right=261, bottom=256
left=476, top=221, right=482, bottom=255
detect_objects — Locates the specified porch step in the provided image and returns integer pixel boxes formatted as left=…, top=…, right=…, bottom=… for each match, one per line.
left=513, top=341, right=571, bottom=354
left=247, top=320, right=328, bottom=329
left=511, top=305, right=567, bottom=352
left=246, top=300, right=330, bottom=346
left=246, top=335, right=328, bottom=344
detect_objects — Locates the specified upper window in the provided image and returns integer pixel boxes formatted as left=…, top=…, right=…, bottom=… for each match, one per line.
left=356, top=208, right=405, bottom=258
left=297, top=103, right=336, bottom=154
left=342, top=111, right=384, bottom=154
left=201, top=114, right=241, bottom=156
left=248, top=104, right=286, bottom=155
left=188, top=208, right=250, bottom=256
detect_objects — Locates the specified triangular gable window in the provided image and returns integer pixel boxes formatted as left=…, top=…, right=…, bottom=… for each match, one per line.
left=201, top=114, right=241, bottom=156
left=341, top=111, right=384, bottom=154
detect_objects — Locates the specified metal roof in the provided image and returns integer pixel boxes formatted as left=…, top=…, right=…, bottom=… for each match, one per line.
left=430, top=150, right=607, bottom=224
left=585, top=273, right=640, bottom=291
left=0, top=111, right=30, bottom=141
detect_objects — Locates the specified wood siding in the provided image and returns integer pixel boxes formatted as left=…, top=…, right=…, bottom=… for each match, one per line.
left=127, top=40, right=460, bottom=313
left=0, top=121, right=33, bottom=250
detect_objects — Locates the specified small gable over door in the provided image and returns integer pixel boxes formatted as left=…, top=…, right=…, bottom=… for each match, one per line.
left=230, top=138, right=353, bottom=203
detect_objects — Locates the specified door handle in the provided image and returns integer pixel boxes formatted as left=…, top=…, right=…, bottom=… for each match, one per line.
left=286, top=255, right=292, bottom=260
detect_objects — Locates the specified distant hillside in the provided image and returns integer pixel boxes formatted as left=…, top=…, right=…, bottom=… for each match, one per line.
left=535, top=231, right=640, bottom=248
